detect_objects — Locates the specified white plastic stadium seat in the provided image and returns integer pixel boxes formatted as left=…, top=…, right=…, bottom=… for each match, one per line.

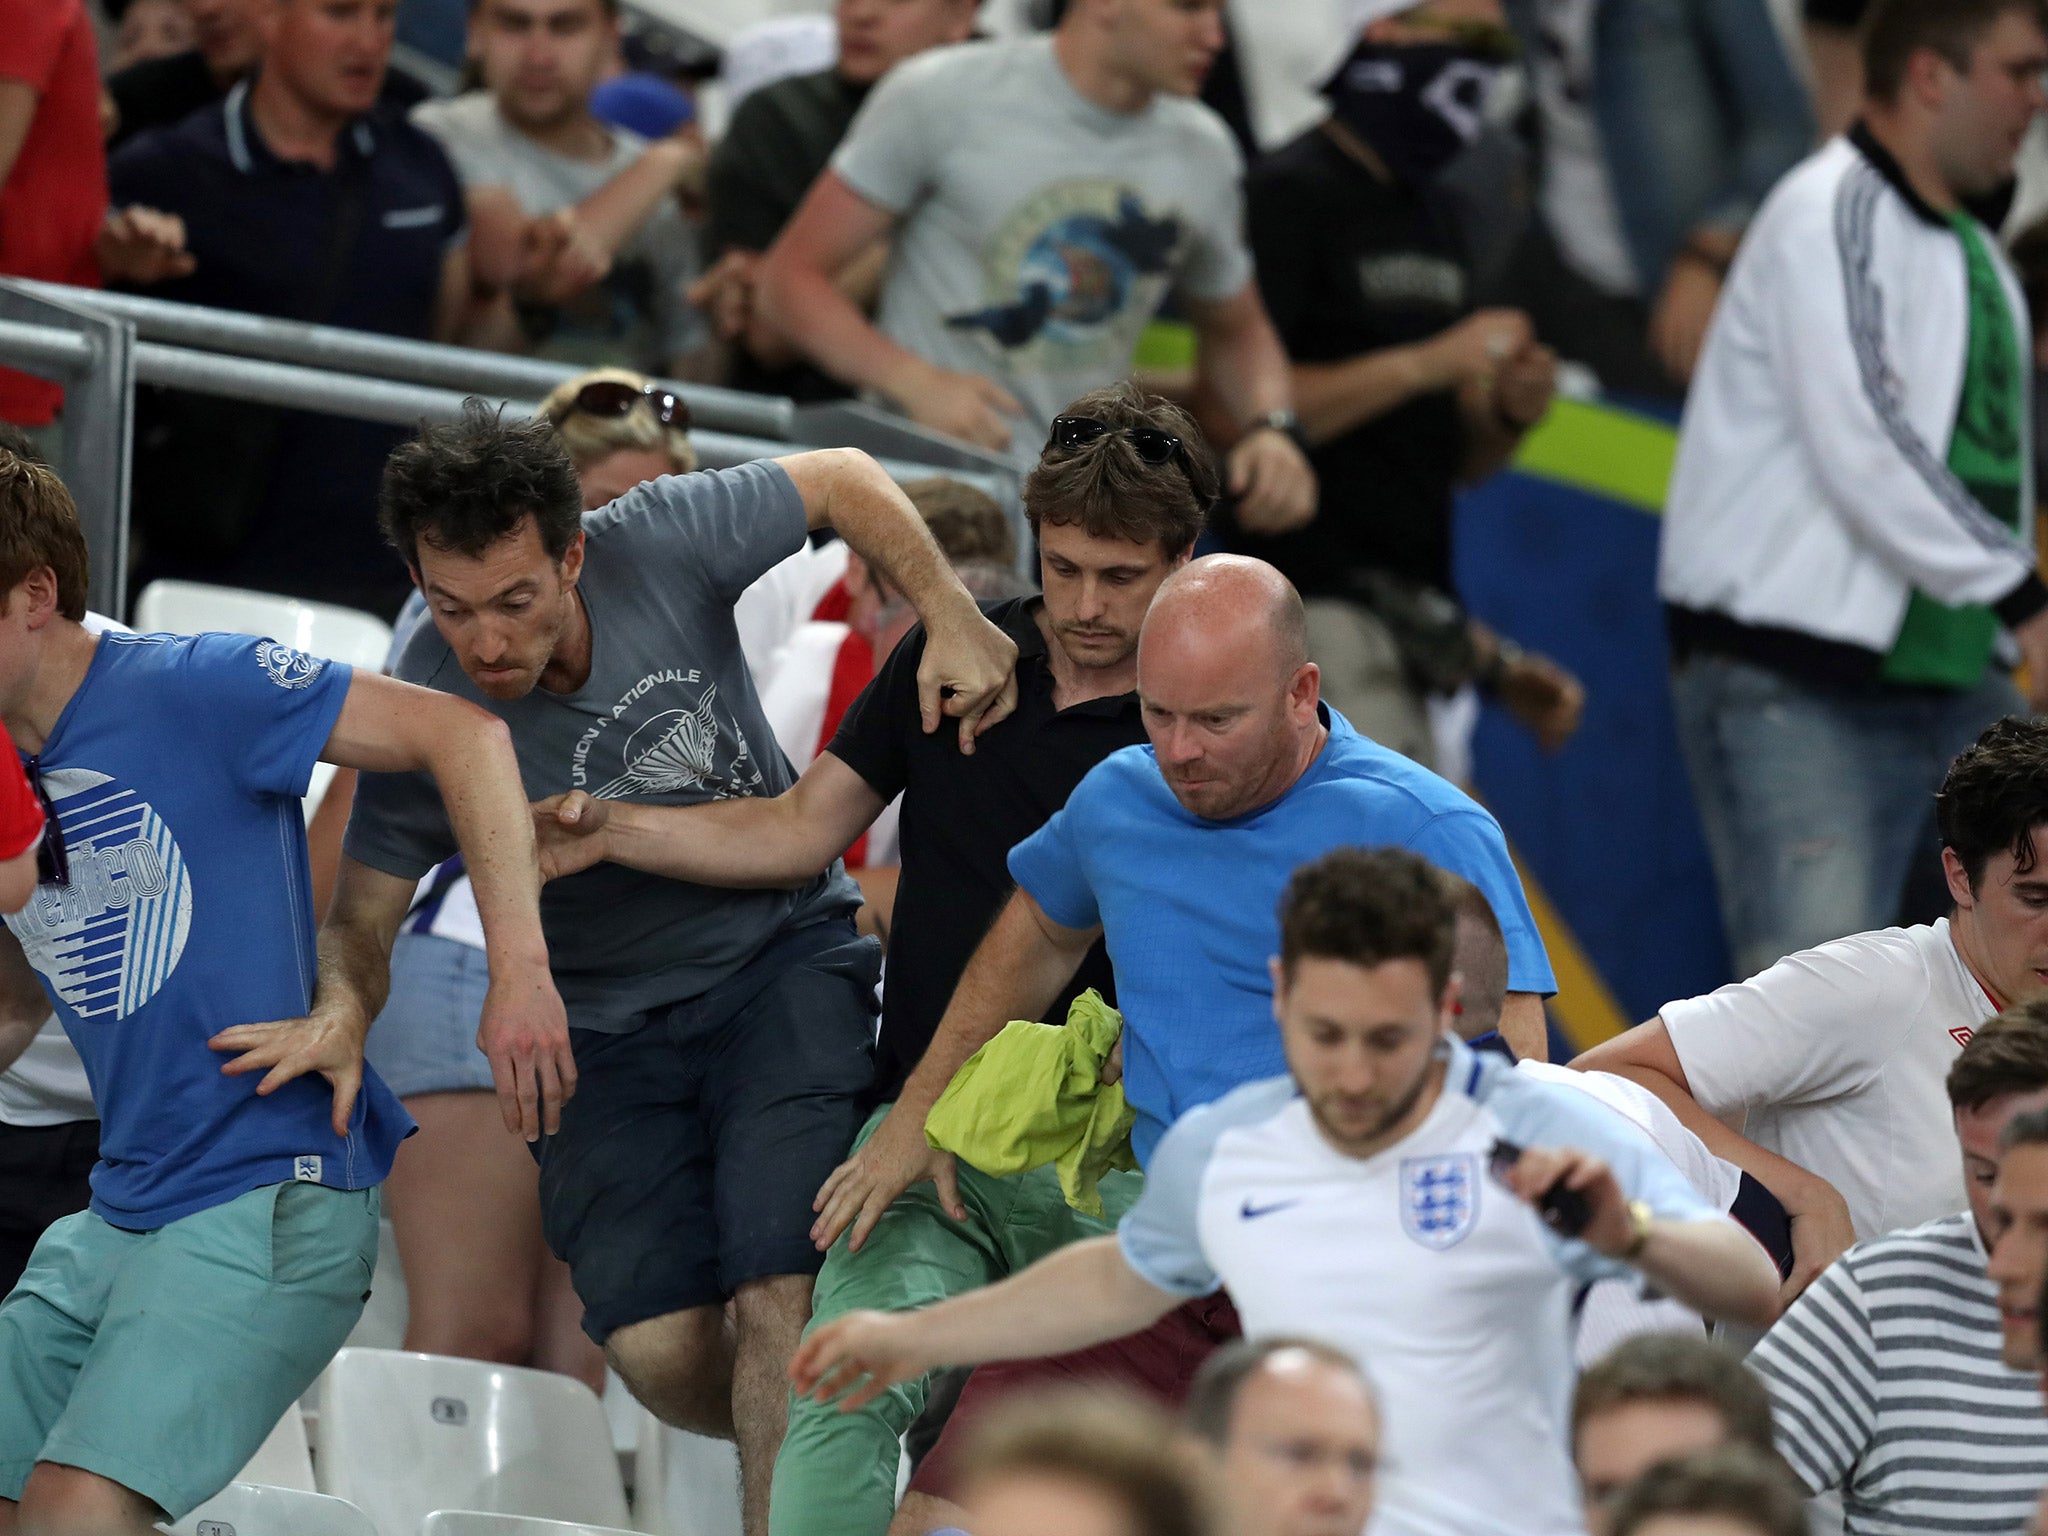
left=160, top=1482, right=377, bottom=1536
left=233, top=1408, right=316, bottom=1492
left=131, top=580, right=395, bottom=822
left=419, top=1513, right=644, bottom=1536
left=314, top=1348, right=629, bottom=1536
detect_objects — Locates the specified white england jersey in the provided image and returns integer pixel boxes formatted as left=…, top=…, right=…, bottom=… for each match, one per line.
left=1119, top=1035, right=1725, bottom=1536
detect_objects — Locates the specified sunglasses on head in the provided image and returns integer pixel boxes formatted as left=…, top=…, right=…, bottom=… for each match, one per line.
left=1047, top=414, right=1184, bottom=466
left=555, top=380, right=692, bottom=433
left=24, top=757, right=66, bottom=890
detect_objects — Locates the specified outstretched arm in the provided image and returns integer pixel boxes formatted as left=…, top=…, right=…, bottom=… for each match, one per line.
left=1498, top=1143, right=1781, bottom=1329
left=791, top=1237, right=1181, bottom=1412
left=531, top=752, right=886, bottom=886
left=756, top=174, right=1023, bottom=450
left=1575, top=1018, right=1853, bottom=1303
left=212, top=672, right=571, bottom=1140
left=776, top=449, right=1019, bottom=751
left=812, top=887, right=1101, bottom=1253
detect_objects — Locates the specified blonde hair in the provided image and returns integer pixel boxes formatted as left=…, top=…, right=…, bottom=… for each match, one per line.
left=538, top=367, right=698, bottom=475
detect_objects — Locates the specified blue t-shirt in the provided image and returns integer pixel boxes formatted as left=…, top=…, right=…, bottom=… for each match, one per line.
left=3, top=633, right=413, bottom=1227
left=1008, top=708, right=1555, bottom=1165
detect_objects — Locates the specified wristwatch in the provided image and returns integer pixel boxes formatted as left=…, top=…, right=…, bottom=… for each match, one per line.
left=1619, top=1199, right=1654, bottom=1260
left=1247, top=408, right=1310, bottom=455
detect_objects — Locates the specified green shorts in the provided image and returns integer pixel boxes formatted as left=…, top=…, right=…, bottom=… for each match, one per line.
left=0, top=1181, right=379, bottom=1520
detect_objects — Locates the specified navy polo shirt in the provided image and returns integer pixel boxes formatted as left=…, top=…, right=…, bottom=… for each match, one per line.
left=108, top=81, right=466, bottom=615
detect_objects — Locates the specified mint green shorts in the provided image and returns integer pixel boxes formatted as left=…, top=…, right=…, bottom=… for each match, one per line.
left=0, top=1181, right=379, bottom=1520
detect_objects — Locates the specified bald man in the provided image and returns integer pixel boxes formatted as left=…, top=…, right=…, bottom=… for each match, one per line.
left=1184, top=1338, right=1380, bottom=1536
left=796, top=556, right=1551, bottom=1529
left=818, top=554, right=1553, bottom=1252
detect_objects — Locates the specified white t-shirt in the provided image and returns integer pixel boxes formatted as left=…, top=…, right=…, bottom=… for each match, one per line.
left=1663, top=920, right=1993, bottom=1246
left=1121, top=1037, right=1723, bottom=1536
left=1530, top=0, right=1640, bottom=297
left=1521, top=1060, right=1747, bottom=1363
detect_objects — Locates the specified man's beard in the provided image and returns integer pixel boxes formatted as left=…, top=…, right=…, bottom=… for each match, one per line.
left=1307, top=1052, right=1437, bottom=1152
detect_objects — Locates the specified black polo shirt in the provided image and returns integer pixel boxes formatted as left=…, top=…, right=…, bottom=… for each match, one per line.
left=1220, top=124, right=1470, bottom=598
left=827, top=596, right=1145, bottom=1103
left=109, top=80, right=465, bottom=616
left=106, top=50, right=425, bottom=149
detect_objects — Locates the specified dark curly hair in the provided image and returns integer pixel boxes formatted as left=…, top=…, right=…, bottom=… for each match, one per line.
left=1934, top=716, right=2048, bottom=891
left=380, top=399, right=585, bottom=570
left=1278, top=847, right=1456, bottom=992
left=1024, top=382, right=1214, bottom=557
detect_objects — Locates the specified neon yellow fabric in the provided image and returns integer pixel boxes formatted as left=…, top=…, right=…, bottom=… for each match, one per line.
left=924, top=989, right=1137, bottom=1217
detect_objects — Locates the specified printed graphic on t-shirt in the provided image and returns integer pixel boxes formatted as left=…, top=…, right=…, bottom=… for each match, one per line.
left=569, top=669, right=768, bottom=801
left=4, top=767, right=191, bottom=1021
left=1356, top=252, right=1466, bottom=310
left=946, top=180, right=1182, bottom=366
left=256, top=641, right=327, bottom=691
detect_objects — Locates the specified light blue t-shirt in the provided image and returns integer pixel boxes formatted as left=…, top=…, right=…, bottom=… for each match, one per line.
left=1007, top=708, right=1555, bottom=1165
left=4, top=632, right=413, bottom=1227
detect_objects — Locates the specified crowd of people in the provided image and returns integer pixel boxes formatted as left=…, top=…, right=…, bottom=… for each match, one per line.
left=6, top=0, right=2048, bottom=1534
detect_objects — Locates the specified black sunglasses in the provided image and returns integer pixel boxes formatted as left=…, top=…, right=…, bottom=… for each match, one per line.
left=1047, top=414, right=1184, bottom=466
left=554, top=380, right=692, bottom=434
left=24, top=756, right=67, bottom=889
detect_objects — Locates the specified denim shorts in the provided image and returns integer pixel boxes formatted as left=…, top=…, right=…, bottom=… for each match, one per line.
left=536, top=918, right=880, bottom=1341
left=363, top=932, right=496, bottom=1099
left=0, top=1182, right=379, bottom=1519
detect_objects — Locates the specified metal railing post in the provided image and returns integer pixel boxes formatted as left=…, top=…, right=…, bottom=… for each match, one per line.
left=0, top=289, right=134, bottom=621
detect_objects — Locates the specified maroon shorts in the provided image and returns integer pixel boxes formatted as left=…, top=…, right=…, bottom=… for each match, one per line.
left=907, top=1292, right=1242, bottom=1500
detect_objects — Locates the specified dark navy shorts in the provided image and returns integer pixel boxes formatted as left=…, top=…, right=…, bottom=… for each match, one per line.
left=536, top=918, right=879, bottom=1341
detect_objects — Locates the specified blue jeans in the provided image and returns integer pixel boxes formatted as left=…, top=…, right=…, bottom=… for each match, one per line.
left=1670, top=654, right=2023, bottom=980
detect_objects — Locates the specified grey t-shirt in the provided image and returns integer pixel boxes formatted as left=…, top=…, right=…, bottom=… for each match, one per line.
left=413, top=91, right=708, bottom=373
left=343, top=460, right=858, bottom=1033
left=833, top=37, right=1252, bottom=467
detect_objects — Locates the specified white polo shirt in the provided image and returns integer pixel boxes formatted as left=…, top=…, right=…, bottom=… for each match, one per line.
left=1662, top=920, right=1994, bottom=1245
left=1119, top=1035, right=1723, bottom=1536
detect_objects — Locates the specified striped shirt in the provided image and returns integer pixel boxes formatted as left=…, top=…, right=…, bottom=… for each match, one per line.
left=1748, top=1213, right=2048, bottom=1534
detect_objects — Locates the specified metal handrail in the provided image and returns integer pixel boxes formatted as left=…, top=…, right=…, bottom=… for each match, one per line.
left=9, top=279, right=798, bottom=441
left=0, top=317, right=1013, bottom=494
left=0, top=318, right=831, bottom=473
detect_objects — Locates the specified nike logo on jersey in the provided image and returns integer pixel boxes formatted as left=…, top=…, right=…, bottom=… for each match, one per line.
left=1240, top=1197, right=1302, bottom=1221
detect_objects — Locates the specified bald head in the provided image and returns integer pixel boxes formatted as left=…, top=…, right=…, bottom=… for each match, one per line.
left=1144, top=555, right=1308, bottom=682
left=1444, top=875, right=1509, bottom=1040
left=1137, top=556, right=1324, bottom=822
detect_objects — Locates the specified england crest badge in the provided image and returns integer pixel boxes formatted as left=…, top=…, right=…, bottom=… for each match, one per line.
left=1400, top=1153, right=1478, bottom=1250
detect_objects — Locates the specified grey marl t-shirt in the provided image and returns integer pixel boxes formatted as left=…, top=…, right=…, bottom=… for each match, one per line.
left=833, top=36, right=1251, bottom=469
left=413, top=91, right=708, bottom=374
left=343, top=459, right=858, bottom=1033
